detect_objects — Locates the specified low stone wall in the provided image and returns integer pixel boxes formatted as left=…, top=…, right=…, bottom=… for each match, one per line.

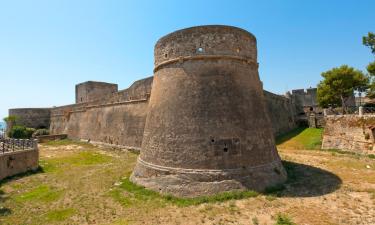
left=0, top=149, right=39, bottom=180
left=322, top=115, right=375, bottom=154
left=37, top=134, right=67, bottom=143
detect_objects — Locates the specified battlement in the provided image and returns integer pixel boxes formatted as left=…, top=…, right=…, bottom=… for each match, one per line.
left=289, top=88, right=318, bottom=107
left=154, top=25, right=258, bottom=71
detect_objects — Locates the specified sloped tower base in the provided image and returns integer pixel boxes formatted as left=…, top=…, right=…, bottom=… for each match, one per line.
left=131, top=159, right=286, bottom=197
left=131, top=25, right=287, bottom=197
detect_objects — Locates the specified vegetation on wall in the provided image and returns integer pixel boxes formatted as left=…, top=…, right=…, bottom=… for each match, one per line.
left=3, top=115, right=18, bottom=125
left=7, top=126, right=35, bottom=139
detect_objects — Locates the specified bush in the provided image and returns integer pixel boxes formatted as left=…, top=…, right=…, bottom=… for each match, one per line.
left=7, top=126, right=35, bottom=139
left=32, top=129, right=49, bottom=137
left=274, top=213, right=296, bottom=225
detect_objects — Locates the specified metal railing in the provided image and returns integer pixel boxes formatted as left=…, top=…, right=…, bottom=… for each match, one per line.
left=0, top=138, right=38, bottom=154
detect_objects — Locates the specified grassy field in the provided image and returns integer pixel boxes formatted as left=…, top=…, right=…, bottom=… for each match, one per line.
left=276, top=127, right=323, bottom=150
left=0, top=128, right=374, bottom=225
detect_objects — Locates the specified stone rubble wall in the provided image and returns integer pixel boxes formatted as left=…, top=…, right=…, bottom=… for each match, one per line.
left=322, top=115, right=375, bottom=154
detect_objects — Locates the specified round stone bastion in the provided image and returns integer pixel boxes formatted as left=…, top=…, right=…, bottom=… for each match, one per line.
left=130, top=25, right=287, bottom=197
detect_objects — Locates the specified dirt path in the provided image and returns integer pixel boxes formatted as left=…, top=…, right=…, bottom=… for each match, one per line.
left=0, top=142, right=374, bottom=225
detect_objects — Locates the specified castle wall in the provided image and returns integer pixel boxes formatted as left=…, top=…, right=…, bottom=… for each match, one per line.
left=322, top=115, right=375, bottom=154
left=50, top=78, right=152, bottom=150
left=9, top=108, right=51, bottom=129
left=49, top=74, right=297, bottom=150
left=263, top=91, right=297, bottom=137
left=50, top=100, right=149, bottom=150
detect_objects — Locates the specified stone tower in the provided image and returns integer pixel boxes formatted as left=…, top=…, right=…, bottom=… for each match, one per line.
left=131, top=25, right=287, bottom=197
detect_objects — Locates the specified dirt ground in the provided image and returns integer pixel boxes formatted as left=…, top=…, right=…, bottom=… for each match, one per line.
left=0, top=140, right=374, bottom=225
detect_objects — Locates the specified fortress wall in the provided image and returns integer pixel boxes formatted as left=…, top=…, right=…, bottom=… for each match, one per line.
left=50, top=77, right=153, bottom=149
left=50, top=100, right=149, bottom=149
left=9, top=108, right=51, bottom=129
left=49, top=75, right=297, bottom=149
left=112, top=77, right=153, bottom=102
left=263, top=91, right=297, bottom=136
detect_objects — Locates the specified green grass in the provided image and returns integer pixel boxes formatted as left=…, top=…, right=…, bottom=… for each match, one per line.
left=40, top=151, right=113, bottom=173
left=276, top=127, right=306, bottom=145
left=43, top=139, right=92, bottom=148
left=274, top=213, right=296, bottom=225
left=110, top=178, right=259, bottom=207
left=277, top=127, right=323, bottom=150
left=45, top=208, right=76, bottom=222
left=14, top=185, right=62, bottom=203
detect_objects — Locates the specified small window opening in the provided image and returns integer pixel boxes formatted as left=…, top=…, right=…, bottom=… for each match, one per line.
left=164, top=53, right=168, bottom=58
left=211, top=139, right=215, bottom=143
left=223, top=144, right=228, bottom=152
left=197, top=47, right=204, bottom=53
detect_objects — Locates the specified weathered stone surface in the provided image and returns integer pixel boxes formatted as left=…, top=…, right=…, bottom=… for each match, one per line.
left=8, top=108, right=51, bottom=129
left=47, top=74, right=296, bottom=151
left=0, top=149, right=39, bottom=180
left=76, top=81, right=118, bottom=104
left=264, top=90, right=297, bottom=136
left=131, top=25, right=287, bottom=197
left=322, top=115, right=375, bottom=153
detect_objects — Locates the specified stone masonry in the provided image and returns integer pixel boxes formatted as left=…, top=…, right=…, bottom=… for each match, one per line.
left=322, top=115, right=375, bottom=154
left=130, top=25, right=287, bottom=197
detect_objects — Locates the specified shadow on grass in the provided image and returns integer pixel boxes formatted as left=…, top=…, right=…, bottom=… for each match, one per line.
left=275, top=127, right=307, bottom=145
left=112, top=160, right=342, bottom=207
left=266, top=161, right=342, bottom=197
left=0, top=187, right=11, bottom=216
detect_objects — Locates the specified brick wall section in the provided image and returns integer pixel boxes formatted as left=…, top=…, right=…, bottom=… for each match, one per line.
left=322, top=115, right=375, bottom=154
left=0, top=149, right=39, bottom=180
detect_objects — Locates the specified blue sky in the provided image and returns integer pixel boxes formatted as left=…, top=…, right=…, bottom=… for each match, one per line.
left=0, top=0, right=374, bottom=119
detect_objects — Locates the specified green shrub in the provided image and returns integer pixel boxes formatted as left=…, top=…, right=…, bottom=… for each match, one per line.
left=8, top=126, right=35, bottom=139
left=274, top=213, right=296, bottom=225
left=32, top=129, right=49, bottom=137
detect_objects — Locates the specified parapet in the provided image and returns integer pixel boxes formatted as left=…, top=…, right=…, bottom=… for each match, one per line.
left=154, top=25, right=257, bottom=72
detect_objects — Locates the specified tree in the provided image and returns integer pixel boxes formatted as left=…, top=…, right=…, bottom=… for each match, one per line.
left=317, top=65, right=368, bottom=111
left=367, top=61, right=375, bottom=98
left=363, top=32, right=375, bottom=54
left=363, top=32, right=375, bottom=98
